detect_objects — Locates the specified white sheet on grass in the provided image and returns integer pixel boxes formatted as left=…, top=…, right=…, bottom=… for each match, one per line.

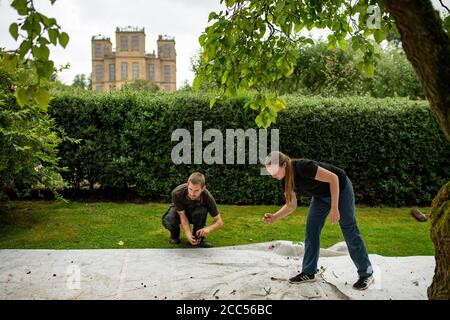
left=0, top=241, right=434, bottom=300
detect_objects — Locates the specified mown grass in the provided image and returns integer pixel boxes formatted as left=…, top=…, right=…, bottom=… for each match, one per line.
left=0, top=201, right=434, bottom=256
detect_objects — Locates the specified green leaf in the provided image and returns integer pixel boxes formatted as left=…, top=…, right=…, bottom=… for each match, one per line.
left=31, top=17, right=42, bottom=36
left=303, top=38, right=315, bottom=46
left=338, top=37, right=347, bottom=50
left=12, top=0, right=28, bottom=16
left=306, top=22, right=315, bottom=31
left=272, top=98, right=286, bottom=111
left=249, top=102, right=258, bottom=110
left=58, top=32, right=70, bottom=48
left=198, top=34, right=207, bottom=46
left=32, top=45, right=50, bottom=60
left=48, top=29, right=58, bottom=45
left=34, top=88, right=50, bottom=110
left=209, top=97, right=217, bottom=109
left=39, top=37, right=50, bottom=46
left=255, top=114, right=264, bottom=128
left=225, top=0, right=237, bottom=7
left=444, top=16, right=450, bottom=30
left=221, top=70, right=229, bottom=85
left=9, top=23, right=19, bottom=40
left=276, top=57, right=284, bottom=68
left=285, top=63, right=294, bottom=76
left=208, top=12, right=218, bottom=22
left=18, top=40, right=32, bottom=58
left=351, top=37, right=361, bottom=51
left=36, top=60, right=54, bottom=79
left=2, top=54, right=19, bottom=73
left=363, top=62, right=375, bottom=78
left=193, top=76, right=201, bottom=90
left=327, top=34, right=336, bottom=49
left=294, top=22, right=304, bottom=33
left=373, top=29, right=387, bottom=44
left=14, top=87, right=31, bottom=107
left=41, top=15, right=57, bottom=28
left=21, top=18, right=32, bottom=34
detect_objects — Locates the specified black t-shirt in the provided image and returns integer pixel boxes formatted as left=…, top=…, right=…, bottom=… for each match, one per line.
left=281, top=159, right=348, bottom=197
left=171, top=183, right=219, bottom=217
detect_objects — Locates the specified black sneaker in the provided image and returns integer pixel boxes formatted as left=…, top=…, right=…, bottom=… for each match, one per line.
left=169, top=238, right=181, bottom=245
left=289, top=272, right=316, bottom=284
left=198, top=239, right=214, bottom=248
left=353, top=275, right=374, bottom=290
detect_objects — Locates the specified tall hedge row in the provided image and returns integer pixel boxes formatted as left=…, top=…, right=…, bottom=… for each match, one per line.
left=48, top=92, right=450, bottom=206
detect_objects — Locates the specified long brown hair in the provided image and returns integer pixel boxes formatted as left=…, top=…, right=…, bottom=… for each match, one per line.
left=265, top=151, right=295, bottom=205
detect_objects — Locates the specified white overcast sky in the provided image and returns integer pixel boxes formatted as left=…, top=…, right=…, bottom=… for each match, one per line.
left=0, top=0, right=226, bottom=88
left=0, top=0, right=448, bottom=89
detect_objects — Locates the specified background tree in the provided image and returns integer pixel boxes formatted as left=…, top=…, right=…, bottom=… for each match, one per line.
left=276, top=40, right=424, bottom=97
left=71, top=73, right=89, bottom=90
left=197, top=0, right=449, bottom=299
left=178, top=79, right=193, bottom=92
left=1, top=0, right=70, bottom=199
left=122, top=80, right=160, bottom=93
left=0, top=54, right=65, bottom=200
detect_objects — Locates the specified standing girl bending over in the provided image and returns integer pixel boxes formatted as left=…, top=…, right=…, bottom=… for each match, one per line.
left=264, top=151, right=373, bottom=290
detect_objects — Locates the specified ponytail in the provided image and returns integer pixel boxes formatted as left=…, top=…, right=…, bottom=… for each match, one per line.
left=285, top=158, right=295, bottom=205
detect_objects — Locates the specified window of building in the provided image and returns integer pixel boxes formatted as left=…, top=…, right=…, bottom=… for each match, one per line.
left=132, top=62, right=139, bottom=80
left=120, top=36, right=128, bottom=51
left=162, top=45, right=171, bottom=58
left=163, top=65, right=171, bottom=82
left=95, top=64, right=103, bottom=82
left=95, top=43, right=102, bottom=58
left=96, top=85, right=103, bottom=92
left=131, top=36, right=139, bottom=51
left=109, top=64, right=115, bottom=81
left=147, top=64, right=154, bottom=81
left=121, top=62, right=128, bottom=80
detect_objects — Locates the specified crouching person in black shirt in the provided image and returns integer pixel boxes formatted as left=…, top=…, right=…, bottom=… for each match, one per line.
left=162, top=172, right=223, bottom=248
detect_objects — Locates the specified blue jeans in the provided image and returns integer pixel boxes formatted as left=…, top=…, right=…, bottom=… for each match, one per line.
left=302, top=177, right=373, bottom=278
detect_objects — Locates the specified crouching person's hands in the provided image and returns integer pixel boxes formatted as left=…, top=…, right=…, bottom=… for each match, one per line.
left=187, top=234, right=200, bottom=245
left=196, top=227, right=210, bottom=238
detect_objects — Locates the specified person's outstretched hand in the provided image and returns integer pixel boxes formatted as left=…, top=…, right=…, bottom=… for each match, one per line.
left=329, top=208, right=340, bottom=224
left=263, top=213, right=277, bottom=224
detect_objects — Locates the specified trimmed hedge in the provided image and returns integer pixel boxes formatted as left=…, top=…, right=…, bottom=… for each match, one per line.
left=48, top=92, right=450, bottom=206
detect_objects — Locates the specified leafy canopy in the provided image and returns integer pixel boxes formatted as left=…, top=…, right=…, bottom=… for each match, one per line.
left=195, top=0, right=449, bottom=128
left=1, top=0, right=69, bottom=110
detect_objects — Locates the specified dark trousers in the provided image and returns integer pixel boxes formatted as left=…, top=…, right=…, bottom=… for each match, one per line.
left=302, top=177, right=373, bottom=278
left=162, top=205, right=208, bottom=239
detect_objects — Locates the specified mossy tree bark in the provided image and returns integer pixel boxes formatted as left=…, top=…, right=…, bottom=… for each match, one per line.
left=428, top=182, right=450, bottom=299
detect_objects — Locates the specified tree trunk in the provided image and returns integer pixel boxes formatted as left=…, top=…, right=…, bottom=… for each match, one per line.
left=428, top=182, right=450, bottom=299
left=384, top=0, right=450, bottom=300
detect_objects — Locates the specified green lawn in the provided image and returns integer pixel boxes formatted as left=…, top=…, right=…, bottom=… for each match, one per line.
left=0, top=201, right=434, bottom=257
